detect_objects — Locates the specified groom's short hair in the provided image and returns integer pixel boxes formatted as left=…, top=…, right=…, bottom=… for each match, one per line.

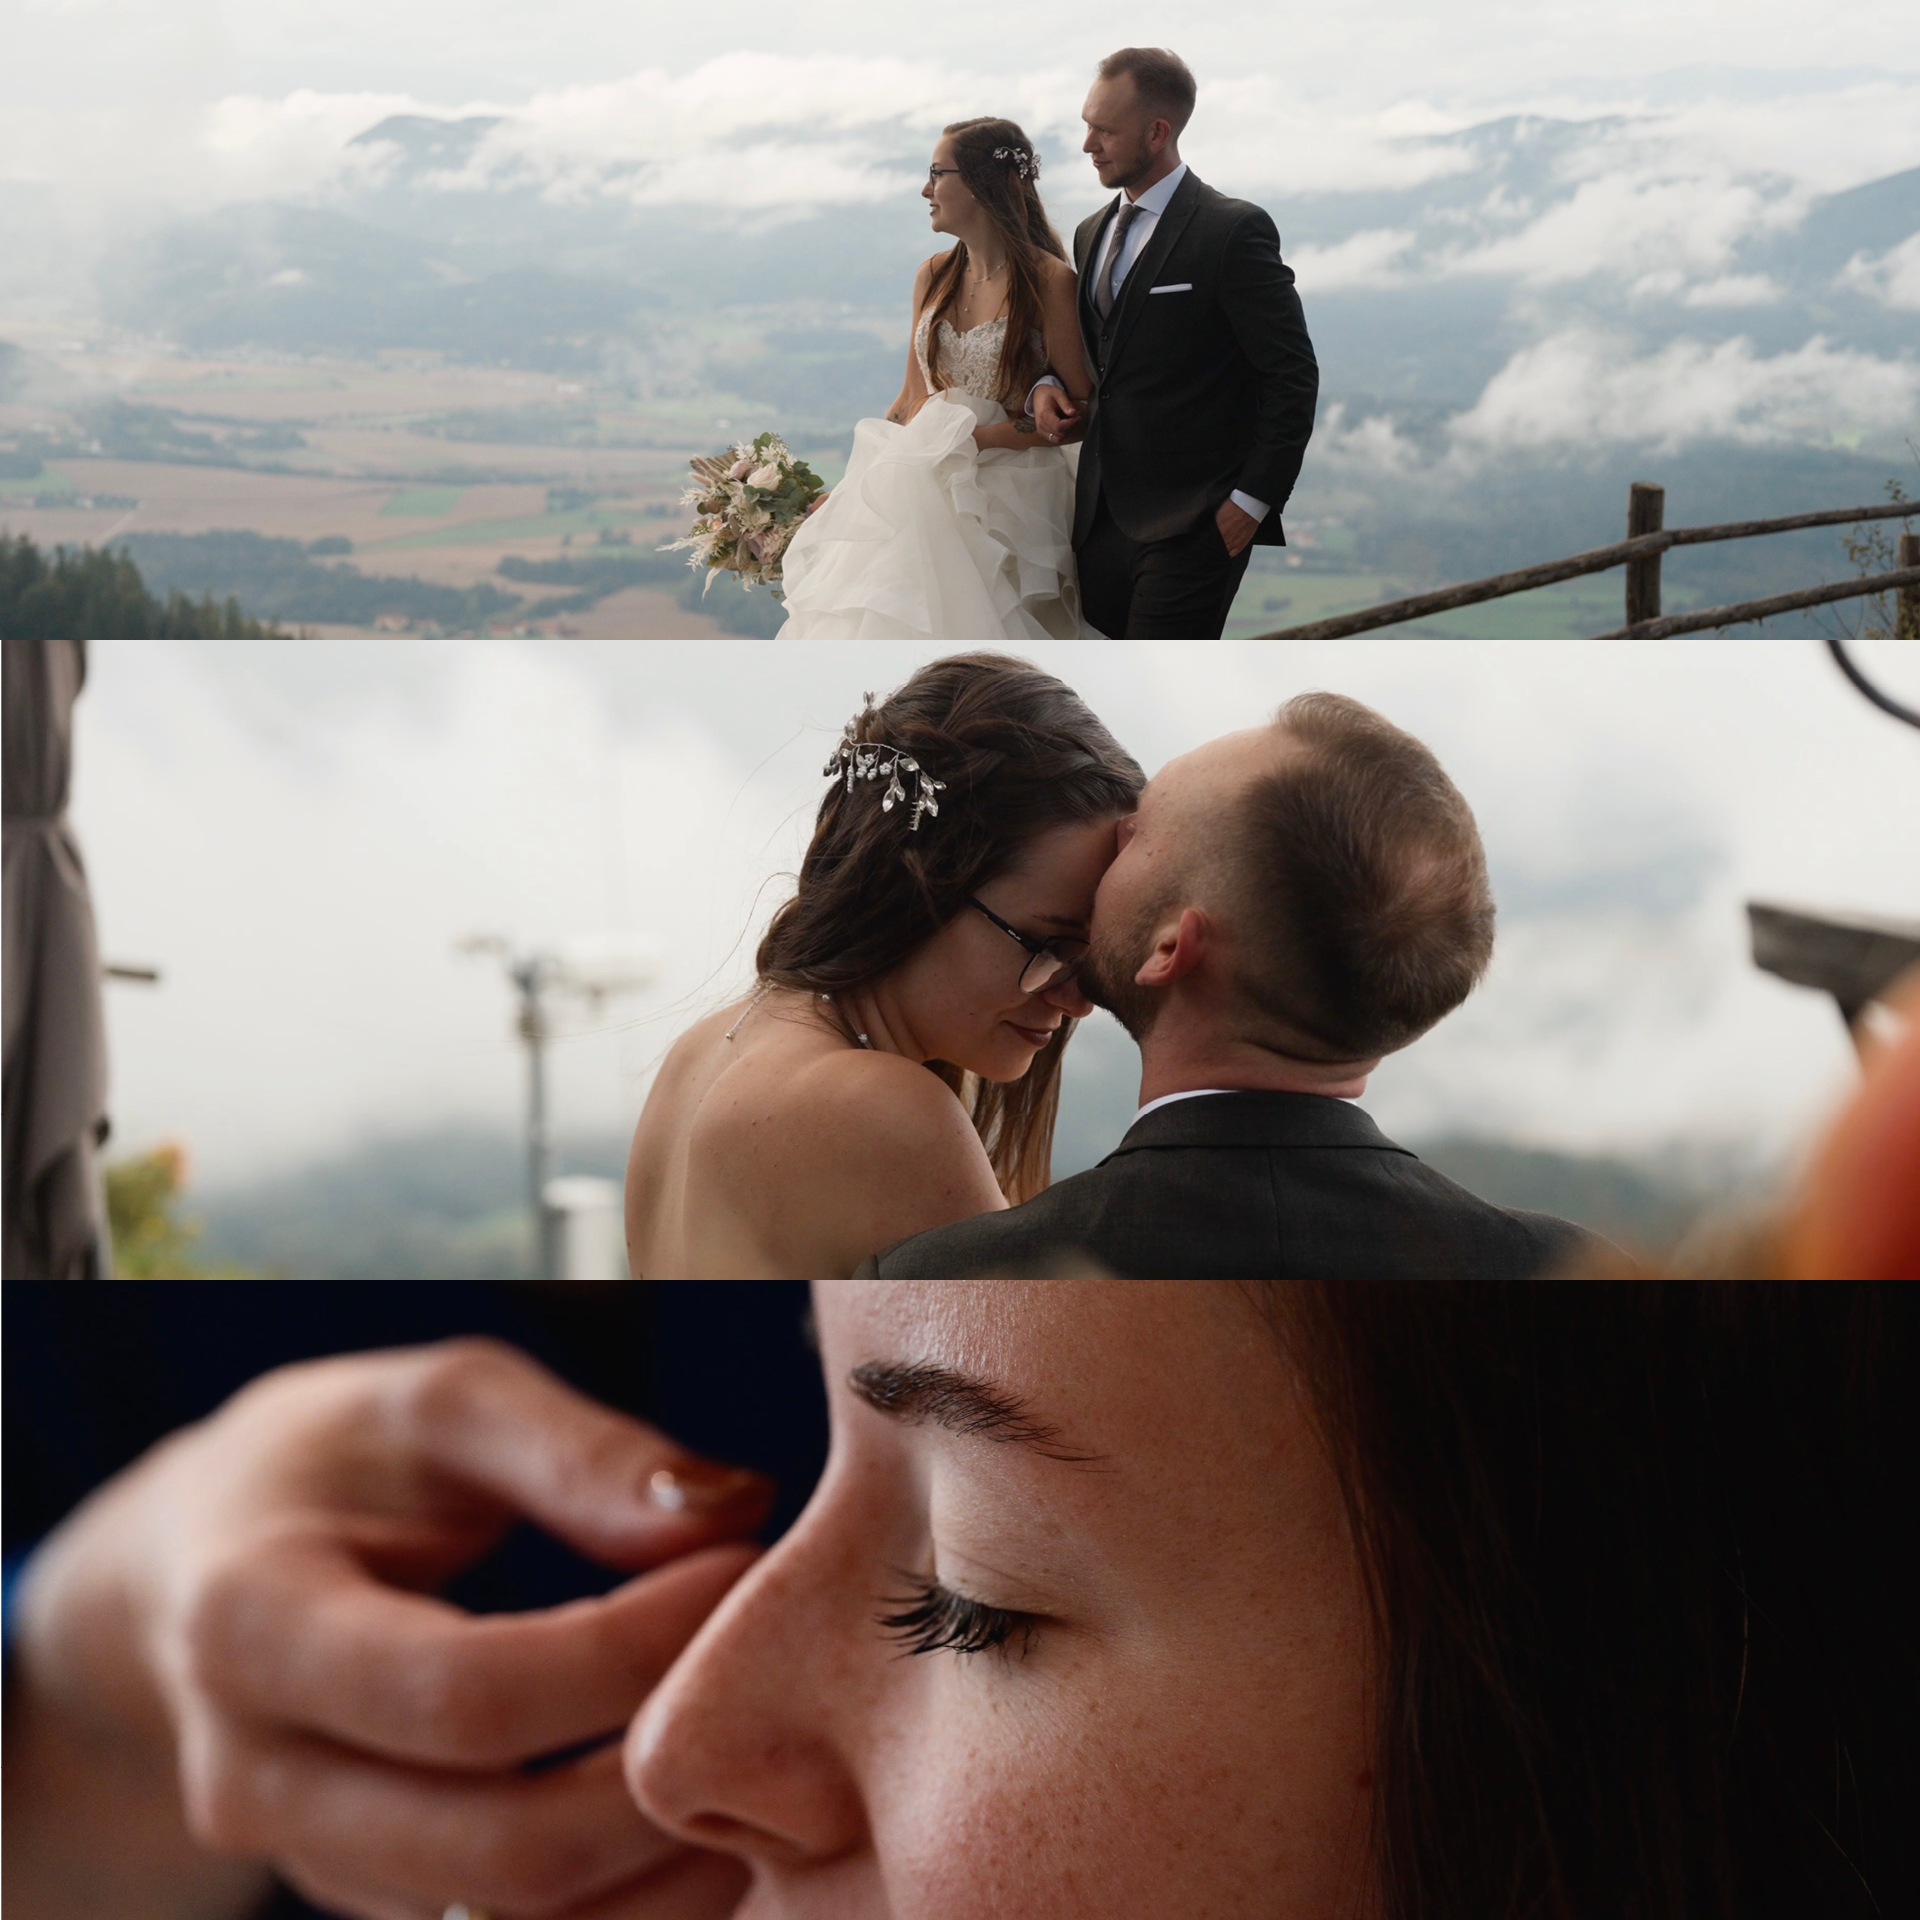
left=1096, top=48, right=1198, bottom=135
left=1221, top=694, right=1495, bottom=1060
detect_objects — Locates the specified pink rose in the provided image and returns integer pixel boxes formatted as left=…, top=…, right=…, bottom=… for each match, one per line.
left=727, top=457, right=754, bottom=480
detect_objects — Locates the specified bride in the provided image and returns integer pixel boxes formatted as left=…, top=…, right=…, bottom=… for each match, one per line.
left=623, top=653, right=1141, bottom=1277
left=775, top=120, right=1095, bottom=639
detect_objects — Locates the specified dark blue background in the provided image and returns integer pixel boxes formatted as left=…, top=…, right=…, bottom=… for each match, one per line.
left=1, top=1280, right=829, bottom=1919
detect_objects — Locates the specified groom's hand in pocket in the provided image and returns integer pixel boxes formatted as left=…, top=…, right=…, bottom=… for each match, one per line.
left=5, top=1339, right=772, bottom=1920
left=1216, top=499, right=1259, bottom=557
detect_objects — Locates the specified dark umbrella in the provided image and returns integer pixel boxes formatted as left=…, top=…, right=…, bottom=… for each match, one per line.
left=3, top=639, right=110, bottom=1278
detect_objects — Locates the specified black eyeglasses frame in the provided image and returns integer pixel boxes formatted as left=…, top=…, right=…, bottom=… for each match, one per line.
left=967, top=896, right=1089, bottom=996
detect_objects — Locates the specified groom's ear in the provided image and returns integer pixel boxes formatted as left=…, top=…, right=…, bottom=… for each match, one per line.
left=1135, top=907, right=1209, bottom=988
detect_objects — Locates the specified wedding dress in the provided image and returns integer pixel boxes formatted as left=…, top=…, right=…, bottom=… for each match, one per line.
left=775, top=314, right=1091, bottom=639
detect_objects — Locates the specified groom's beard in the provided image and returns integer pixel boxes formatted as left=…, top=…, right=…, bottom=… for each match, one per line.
left=1078, top=914, right=1163, bottom=1043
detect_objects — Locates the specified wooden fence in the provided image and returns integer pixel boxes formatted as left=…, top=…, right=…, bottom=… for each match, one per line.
left=1254, top=485, right=1920, bottom=640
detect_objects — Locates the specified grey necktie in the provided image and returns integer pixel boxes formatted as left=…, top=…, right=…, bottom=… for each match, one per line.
left=1094, top=201, right=1143, bottom=319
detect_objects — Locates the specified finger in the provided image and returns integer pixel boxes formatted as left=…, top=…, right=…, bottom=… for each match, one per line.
left=276, top=1848, right=747, bottom=1920
left=195, top=1539, right=758, bottom=1766
left=188, top=1723, right=685, bottom=1918
left=380, top=1341, right=774, bottom=1567
left=275, top=1853, right=421, bottom=1920
left=278, top=1844, right=749, bottom=1920
left=563, top=1849, right=750, bottom=1920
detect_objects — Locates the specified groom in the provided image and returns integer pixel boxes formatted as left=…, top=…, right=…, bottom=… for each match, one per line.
left=863, top=693, right=1593, bottom=1278
left=1034, top=49, right=1320, bottom=639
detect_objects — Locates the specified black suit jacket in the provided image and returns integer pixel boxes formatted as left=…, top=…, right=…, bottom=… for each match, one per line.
left=1072, top=171, right=1319, bottom=548
left=862, top=1092, right=1589, bottom=1279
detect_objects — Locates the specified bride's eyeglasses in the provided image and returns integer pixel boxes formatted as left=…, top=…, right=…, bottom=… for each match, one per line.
left=969, top=897, right=1090, bottom=995
left=927, top=166, right=963, bottom=187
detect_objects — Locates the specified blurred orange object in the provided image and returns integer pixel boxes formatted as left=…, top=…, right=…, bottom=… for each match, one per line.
left=1788, top=966, right=1920, bottom=1279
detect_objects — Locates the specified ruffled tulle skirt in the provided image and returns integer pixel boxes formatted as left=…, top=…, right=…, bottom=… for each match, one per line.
left=775, top=391, right=1091, bottom=639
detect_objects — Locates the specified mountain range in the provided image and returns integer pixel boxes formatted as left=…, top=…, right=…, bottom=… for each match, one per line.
left=94, top=111, right=1919, bottom=435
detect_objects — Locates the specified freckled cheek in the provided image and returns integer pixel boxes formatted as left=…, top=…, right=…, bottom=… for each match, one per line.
left=873, top=1701, right=1198, bottom=1920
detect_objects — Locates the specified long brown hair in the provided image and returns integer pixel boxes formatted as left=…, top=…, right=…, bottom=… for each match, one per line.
left=756, top=654, right=1142, bottom=1204
left=921, top=118, right=1067, bottom=410
left=1268, top=1281, right=1915, bottom=1920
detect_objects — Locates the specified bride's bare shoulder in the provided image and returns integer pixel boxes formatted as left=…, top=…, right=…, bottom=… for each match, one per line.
left=709, top=1043, right=997, bottom=1194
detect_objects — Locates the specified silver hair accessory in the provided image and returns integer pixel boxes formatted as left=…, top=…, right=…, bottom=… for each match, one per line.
left=824, top=699, right=947, bottom=831
left=993, top=145, right=1040, bottom=183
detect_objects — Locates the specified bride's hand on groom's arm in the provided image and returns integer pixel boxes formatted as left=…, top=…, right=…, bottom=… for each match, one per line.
left=2, top=1340, right=771, bottom=1920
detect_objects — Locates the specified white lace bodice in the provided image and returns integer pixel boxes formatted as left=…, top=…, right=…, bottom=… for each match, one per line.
left=914, top=311, right=1032, bottom=404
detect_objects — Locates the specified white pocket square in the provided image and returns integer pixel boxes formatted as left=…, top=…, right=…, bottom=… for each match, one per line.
left=1149, top=282, right=1193, bottom=293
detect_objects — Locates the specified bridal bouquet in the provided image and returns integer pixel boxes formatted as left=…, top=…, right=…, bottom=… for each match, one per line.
left=663, top=432, right=825, bottom=595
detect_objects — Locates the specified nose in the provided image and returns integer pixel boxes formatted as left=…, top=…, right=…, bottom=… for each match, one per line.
left=1043, top=971, right=1096, bottom=1019
left=625, top=1515, right=868, bottom=1871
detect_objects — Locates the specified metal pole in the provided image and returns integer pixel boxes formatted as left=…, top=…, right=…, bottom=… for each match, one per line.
left=516, top=958, right=555, bottom=1279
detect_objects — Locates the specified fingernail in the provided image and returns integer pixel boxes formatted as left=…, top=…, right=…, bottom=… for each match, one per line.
left=648, top=1462, right=769, bottom=1513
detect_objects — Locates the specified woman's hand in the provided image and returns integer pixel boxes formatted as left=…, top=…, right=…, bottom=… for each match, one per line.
left=2, top=1340, right=770, bottom=1920
left=972, top=419, right=1055, bottom=453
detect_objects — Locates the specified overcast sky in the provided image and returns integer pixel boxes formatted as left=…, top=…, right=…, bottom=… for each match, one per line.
left=10, top=9, right=1917, bottom=459
left=71, top=638, right=1920, bottom=1193
left=7, top=5, right=1919, bottom=218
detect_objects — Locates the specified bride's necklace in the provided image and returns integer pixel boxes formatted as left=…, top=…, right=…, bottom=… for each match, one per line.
left=723, top=983, right=871, bottom=1050
left=723, top=982, right=771, bottom=1041
left=820, top=991, right=872, bottom=1049
left=958, top=253, right=1010, bottom=327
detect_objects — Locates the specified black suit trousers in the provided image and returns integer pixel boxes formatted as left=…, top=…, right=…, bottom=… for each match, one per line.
left=1078, top=495, right=1255, bottom=639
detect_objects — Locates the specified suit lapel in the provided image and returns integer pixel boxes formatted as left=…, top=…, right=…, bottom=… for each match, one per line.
left=1100, top=169, right=1203, bottom=371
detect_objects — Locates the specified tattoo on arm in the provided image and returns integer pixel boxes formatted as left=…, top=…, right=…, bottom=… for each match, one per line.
left=1014, top=418, right=1035, bottom=434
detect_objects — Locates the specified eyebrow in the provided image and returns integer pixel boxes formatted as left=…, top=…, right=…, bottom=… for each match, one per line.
left=1033, top=913, right=1089, bottom=934
left=848, top=1360, right=1103, bottom=1464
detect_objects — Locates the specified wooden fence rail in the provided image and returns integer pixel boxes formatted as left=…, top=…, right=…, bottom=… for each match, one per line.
left=1254, top=490, right=1919, bottom=640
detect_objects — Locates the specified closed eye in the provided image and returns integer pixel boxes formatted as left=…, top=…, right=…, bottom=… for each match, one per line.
left=876, top=1573, right=1036, bottom=1659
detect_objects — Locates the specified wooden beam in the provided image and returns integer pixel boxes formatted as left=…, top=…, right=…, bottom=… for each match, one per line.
left=1624, top=482, right=1664, bottom=629
left=1252, top=499, right=1915, bottom=642
left=1595, top=567, right=1920, bottom=638
left=1257, top=532, right=1673, bottom=639
left=1665, top=499, right=1913, bottom=547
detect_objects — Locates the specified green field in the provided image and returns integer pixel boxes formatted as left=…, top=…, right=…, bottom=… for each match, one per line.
left=5, top=464, right=75, bottom=499
left=1224, top=568, right=1706, bottom=640
left=363, top=508, right=684, bottom=553
left=381, top=486, right=467, bottom=517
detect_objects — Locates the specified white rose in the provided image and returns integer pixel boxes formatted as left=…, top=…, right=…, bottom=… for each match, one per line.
left=746, top=463, right=782, bottom=489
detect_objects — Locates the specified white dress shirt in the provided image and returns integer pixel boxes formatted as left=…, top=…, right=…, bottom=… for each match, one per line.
left=1131, top=1087, right=1235, bottom=1124
left=1046, top=161, right=1270, bottom=525
left=1088, top=160, right=1189, bottom=310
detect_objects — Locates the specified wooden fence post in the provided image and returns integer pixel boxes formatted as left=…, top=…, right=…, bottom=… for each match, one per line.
left=1899, top=532, right=1919, bottom=639
left=1625, top=482, right=1664, bottom=628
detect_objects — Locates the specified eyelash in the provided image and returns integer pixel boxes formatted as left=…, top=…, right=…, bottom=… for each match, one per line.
left=877, top=1573, right=1036, bottom=1659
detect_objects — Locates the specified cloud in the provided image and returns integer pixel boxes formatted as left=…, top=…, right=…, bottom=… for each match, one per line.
left=1839, top=231, right=1920, bottom=310
left=1679, top=273, right=1784, bottom=307
left=1289, top=228, right=1419, bottom=290
left=428, top=55, right=961, bottom=210
left=1447, top=328, right=1920, bottom=455
left=1439, top=168, right=1801, bottom=287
